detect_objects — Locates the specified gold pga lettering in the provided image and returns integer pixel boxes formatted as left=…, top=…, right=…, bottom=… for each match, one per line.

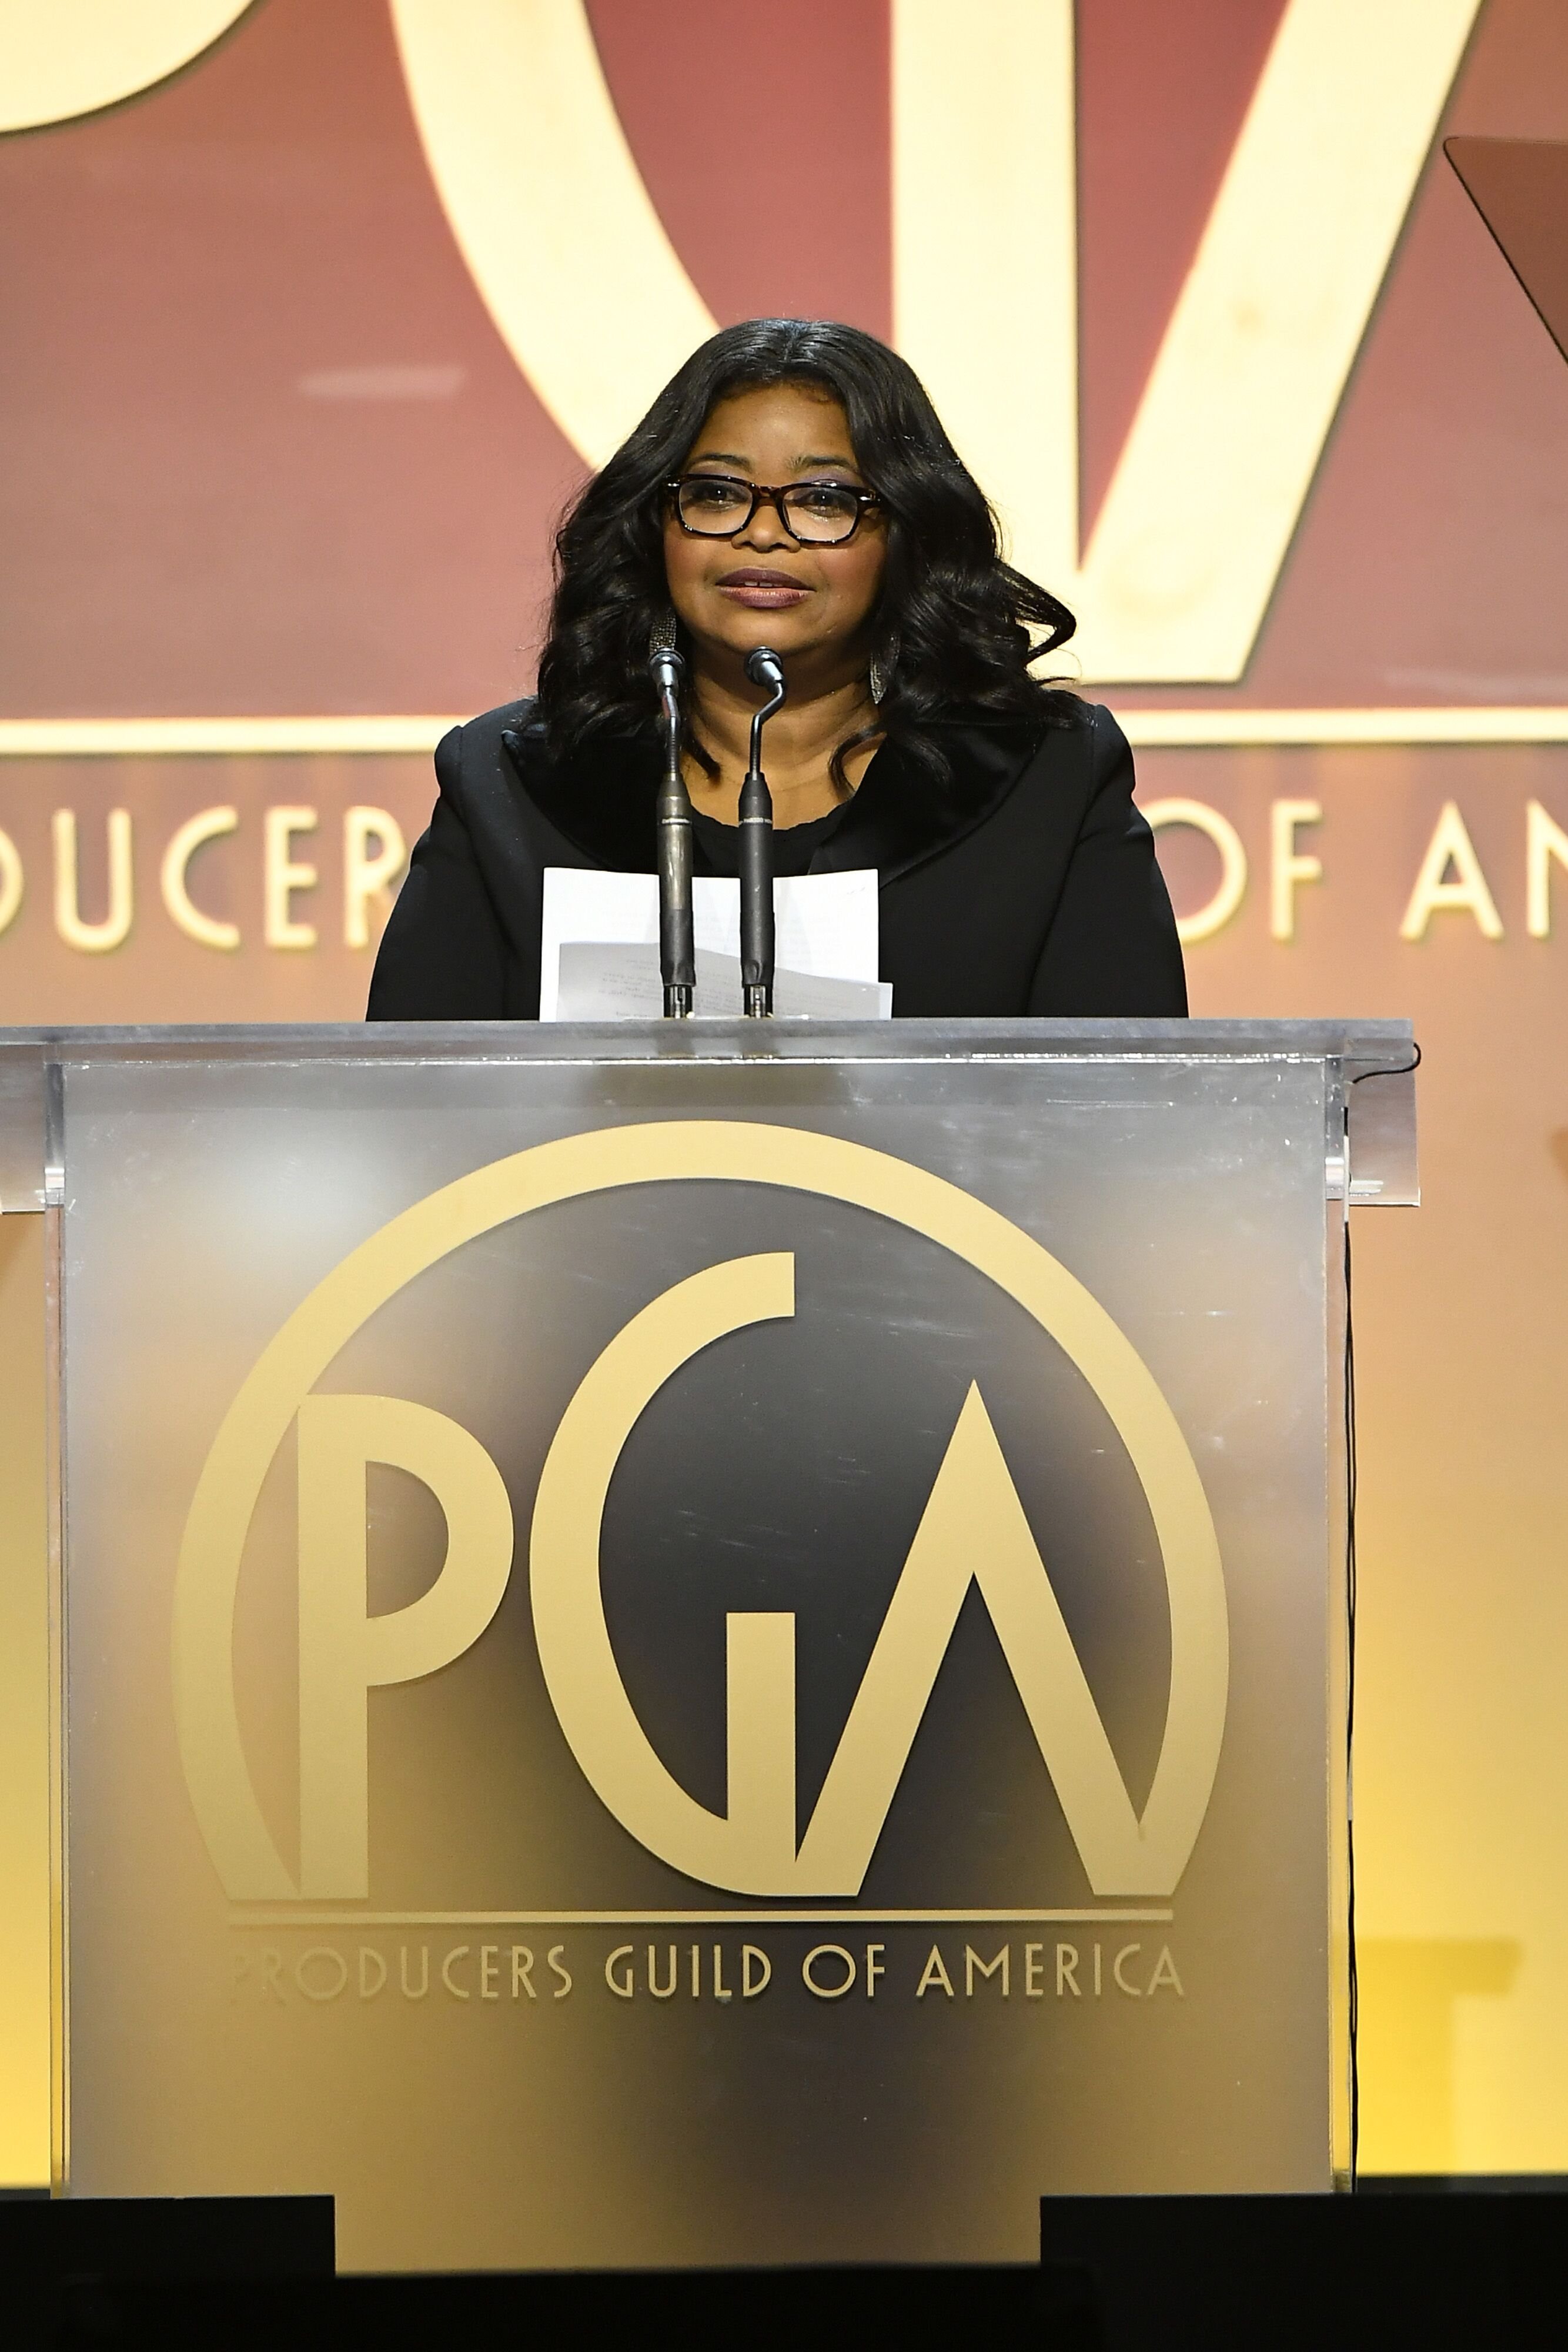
left=7, top=4, right=1486, bottom=684
left=174, top=1123, right=1228, bottom=1907
left=388, top=0, right=1482, bottom=681
left=0, top=804, right=407, bottom=955
left=233, top=1942, right=572, bottom=2003
left=228, top=1934, right=1183, bottom=2006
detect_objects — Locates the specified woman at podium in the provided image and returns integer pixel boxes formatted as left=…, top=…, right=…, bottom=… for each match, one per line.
left=367, top=318, right=1185, bottom=1020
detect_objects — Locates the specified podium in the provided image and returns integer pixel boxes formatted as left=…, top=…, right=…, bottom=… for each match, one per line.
left=0, top=1017, right=1416, bottom=2271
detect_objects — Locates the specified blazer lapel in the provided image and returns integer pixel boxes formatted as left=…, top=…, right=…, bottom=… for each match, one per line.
left=501, top=720, right=660, bottom=870
left=813, top=719, right=1049, bottom=882
left=503, top=710, right=1051, bottom=882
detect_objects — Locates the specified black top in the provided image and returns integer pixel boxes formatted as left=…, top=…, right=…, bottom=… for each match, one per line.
left=366, top=696, right=1186, bottom=1021
left=690, top=801, right=848, bottom=877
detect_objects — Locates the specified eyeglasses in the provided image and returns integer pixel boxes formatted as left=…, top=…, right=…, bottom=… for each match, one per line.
left=666, top=473, right=881, bottom=546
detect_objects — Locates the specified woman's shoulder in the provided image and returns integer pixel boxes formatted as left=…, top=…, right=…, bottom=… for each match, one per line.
left=932, top=700, right=1141, bottom=863
left=440, top=694, right=545, bottom=780
left=929, top=691, right=1118, bottom=746
left=1017, top=701, right=1138, bottom=837
left=1066, top=697, right=1134, bottom=771
left=433, top=699, right=569, bottom=837
left=1012, top=697, right=1134, bottom=793
left=442, top=697, right=660, bottom=873
left=925, top=695, right=1128, bottom=796
left=443, top=697, right=657, bottom=785
left=1023, top=694, right=1129, bottom=759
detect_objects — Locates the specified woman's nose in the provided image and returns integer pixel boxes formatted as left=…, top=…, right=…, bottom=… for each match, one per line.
left=737, top=494, right=791, bottom=551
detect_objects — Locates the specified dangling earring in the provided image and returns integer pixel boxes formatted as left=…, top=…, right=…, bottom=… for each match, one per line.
left=868, top=631, right=900, bottom=704
left=650, top=606, right=678, bottom=657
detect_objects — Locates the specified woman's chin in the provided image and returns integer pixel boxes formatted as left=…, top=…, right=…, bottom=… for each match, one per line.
left=691, top=616, right=822, bottom=664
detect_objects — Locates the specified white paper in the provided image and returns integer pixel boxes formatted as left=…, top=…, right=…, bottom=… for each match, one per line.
left=540, top=868, right=890, bottom=1020
left=556, top=943, right=888, bottom=1020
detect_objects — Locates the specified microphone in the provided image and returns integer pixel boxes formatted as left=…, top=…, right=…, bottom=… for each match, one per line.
left=740, top=646, right=786, bottom=1017
left=649, top=644, right=695, bottom=1018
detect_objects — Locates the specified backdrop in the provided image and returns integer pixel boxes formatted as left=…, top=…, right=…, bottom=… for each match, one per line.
left=2, top=0, right=1566, bottom=2184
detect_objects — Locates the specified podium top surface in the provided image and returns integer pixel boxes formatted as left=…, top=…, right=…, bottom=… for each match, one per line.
left=0, top=1013, right=1412, bottom=1066
left=0, top=1016, right=1417, bottom=1206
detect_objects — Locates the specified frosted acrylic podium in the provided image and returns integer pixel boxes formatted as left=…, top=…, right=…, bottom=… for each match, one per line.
left=0, top=1017, right=1416, bottom=2272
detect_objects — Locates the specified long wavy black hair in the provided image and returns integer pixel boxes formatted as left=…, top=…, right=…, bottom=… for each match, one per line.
left=534, top=318, right=1079, bottom=790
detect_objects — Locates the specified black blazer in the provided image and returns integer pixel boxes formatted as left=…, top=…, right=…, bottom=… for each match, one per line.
left=366, top=697, right=1186, bottom=1020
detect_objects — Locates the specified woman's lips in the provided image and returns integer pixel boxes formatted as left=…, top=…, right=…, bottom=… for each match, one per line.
left=715, top=569, right=811, bottom=609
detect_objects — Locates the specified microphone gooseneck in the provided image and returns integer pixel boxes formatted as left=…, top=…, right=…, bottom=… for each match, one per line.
left=649, top=645, right=695, bottom=1018
left=740, top=647, right=786, bottom=1017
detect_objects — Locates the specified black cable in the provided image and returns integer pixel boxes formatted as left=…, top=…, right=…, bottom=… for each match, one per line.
left=1344, top=1212, right=1359, bottom=2190
left=1349, top=1043, right=1423, bottom=1085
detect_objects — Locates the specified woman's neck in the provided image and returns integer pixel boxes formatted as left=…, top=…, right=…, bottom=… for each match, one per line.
left=684, top=663, right=881, bottom=828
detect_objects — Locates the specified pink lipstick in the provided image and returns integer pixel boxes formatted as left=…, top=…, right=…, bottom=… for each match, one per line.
left=716, top=567, right=812, bottom=609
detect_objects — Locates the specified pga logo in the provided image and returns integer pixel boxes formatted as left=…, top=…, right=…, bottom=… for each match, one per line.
left=175, top=1123, right=1227, bottom=1906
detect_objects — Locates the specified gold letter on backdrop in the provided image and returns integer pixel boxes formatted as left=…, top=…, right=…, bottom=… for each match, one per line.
left=0, top=0, right=255, bottom=133
left=1143, top=800, right=1248, bottom=944
left=1399, top=801, right=1504, bottom=941
left=891, top=0, right=1482, bottom=679
left=387, top=0, right=716, bottom=470
left=263, top=807, right=318, bottom=950
left=390, top=0, right=1480, bottom=682
left=1271, top=801, right=1325, bottom=943
left=1526, top=801, right=1568, bottom=939
left=53, top=810, right=132, bottom=954
left=0, top=830, right=22, bottom=938
left=161, top=807, right=240, bottom=952
left=343, top=808, right=408, bottom=950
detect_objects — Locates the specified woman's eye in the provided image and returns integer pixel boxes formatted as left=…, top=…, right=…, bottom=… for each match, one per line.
left=793, top=486, right=856, bottom=514
left=688, top=480, right=746, bottom=509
